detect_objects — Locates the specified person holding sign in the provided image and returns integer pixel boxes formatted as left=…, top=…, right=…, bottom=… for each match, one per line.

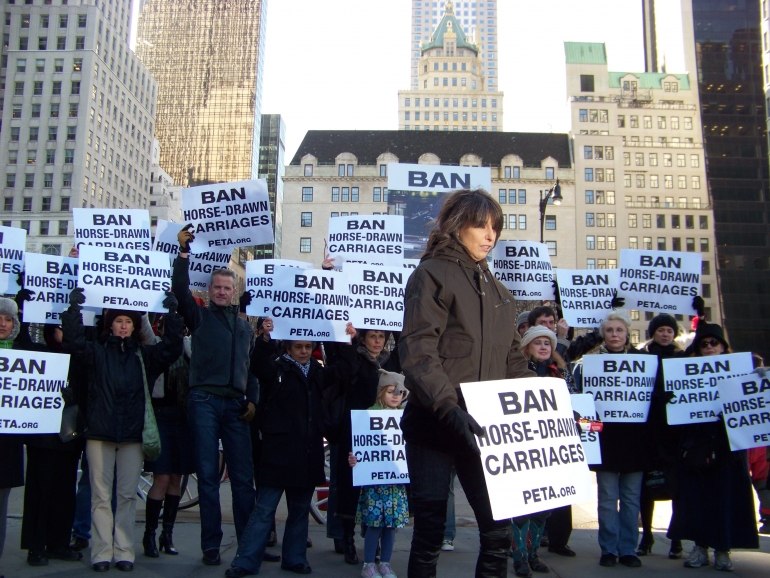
left=667, top=320, right=759, bottom=571
left=398, top=190, right=534, bottom=578
left=61, top=288, right=183, bottom=572
left=573, top=310, right=652, bottom=568
left=348, top=370, right=410, bottom=578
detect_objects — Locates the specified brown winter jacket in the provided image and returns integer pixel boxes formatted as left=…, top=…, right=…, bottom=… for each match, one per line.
left=399, top=240, right=534, bottom=420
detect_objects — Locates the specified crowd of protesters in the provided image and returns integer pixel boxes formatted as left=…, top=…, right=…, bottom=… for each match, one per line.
left=0, top=190, right=769, bottom=578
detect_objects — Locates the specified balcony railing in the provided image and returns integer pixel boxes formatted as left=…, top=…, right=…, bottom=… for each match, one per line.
left=625, top=201, right=711, bottom=210
left=570, top=96, right=697, bottom=110
left=623, top=141, right=702, bottom=149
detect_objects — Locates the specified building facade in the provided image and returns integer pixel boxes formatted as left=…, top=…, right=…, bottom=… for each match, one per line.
left=252, top=113, right=285, bottom=261
left=410, top=0, right=498, bottom=92
left=1, top=0, right=157, bottom=255
left=135, top=0, right=268, bottom=187
left=399, top=2, right=503, bottom=131
left=148, top=139, right=181, bottom=236
left=566, top=41, right=722, bottom=342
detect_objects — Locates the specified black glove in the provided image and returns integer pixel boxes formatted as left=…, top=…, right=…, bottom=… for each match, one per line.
left=442, top=406, right=485, bottom=456
left=162, top=291, right=178, bottom=314
left=551, top=278, right=562, bottom=307
left=239, top=291, right=252, bottom=310
left=16, top=271, right=24, bottom=289
left=15, top=288, right=33, bottom=309
left=69, top=287, right=86, bottom=309
left=177, top=224, right=195, bottom=252
left=610, top=295, right=625, bottom=308
left=692, top=296, right=705, bottom=317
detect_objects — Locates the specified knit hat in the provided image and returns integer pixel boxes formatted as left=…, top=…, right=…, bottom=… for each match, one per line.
left=692, top=321, right=729, bottom=352
left=647, top=313, right=681, bottom=338
left=378, top=369, right=408, bottom=399
left=0, top=297, right=20, bottom=341
left=102, top=309, right=142, bottom=339
left=520, top=326, right=557, bottom=351
left=517, top=311, right=531, bottom=331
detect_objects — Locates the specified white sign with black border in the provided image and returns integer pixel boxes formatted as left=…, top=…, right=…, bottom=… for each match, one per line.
left=388, top=163, right=492, bottom=194
left=490, top=241, right=556, bottom=300
left=345, top=263, right=413, bottom=332
left=718, top=374, right=770, bottom=450
left=327, top=215, right=405, bottom=267
left=555, top=269, right=619, bottom=328
left=570, top=393, right=602, bottom=465
left=617, top=249, right=700, bottom=314
left=22, top=253, right=97, bottom=325
left=351, top=409, right=409, bottom=486
left=581, top=354, right=658, bottom=422
left=244, top=259, right=313, bottom=317
left=72, top=209, right=152, bottom=251
left=0, top=226, right=25, bottom=295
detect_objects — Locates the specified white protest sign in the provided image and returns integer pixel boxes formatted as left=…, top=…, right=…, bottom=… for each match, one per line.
left=351, top=409, right=409, bottom=486
left=152, top=220, right=231, bottom=290
left=22, top=253, right=98, bottom=325
left=327, top=215, right=405, bottom=267
left=77, top=246, right=171, bottom=313
left=581, top=355, right=658, bottom=422
left=618, top=250, right=700, bottom=314
left=73, top=209, right=152, bottom=251
left=0, top=350, right=70, bottom=434
left=490, top=241, right=555, bottom=300
left=663, top=352, right=754, bottom=425
left=244, top=259, right=313, bottom=317
left=556, top=269, right=619, bottom=327
left=388, top=162, right=492, bottom=194
left=346, top=263, right=413, bottom=331
left=719, top=375, right=770, bottom=450
left=570, top=394, right=602, bottom=465
left=259, top=268, right=349, bottom=342
left=181, top=179, right=273, bottom=255
left=403, top=259, right=420, bottom=270
left=0, top=226, right=25, bottom=295
left=461, top=377, right=592, bottom=519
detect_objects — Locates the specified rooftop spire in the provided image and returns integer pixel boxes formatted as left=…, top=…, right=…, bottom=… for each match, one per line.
left=446, top=1, right=454, bottom=14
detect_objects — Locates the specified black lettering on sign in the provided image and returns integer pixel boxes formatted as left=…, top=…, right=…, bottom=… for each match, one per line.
left=572, top=274, right=608, bottom=286
left=347, top=220, right=385, bottom=231
left=505, top=246, right=539, bottom=258
left=294, top=275, right=334, bottom=290
left=93, top=214, right=131, bottom=226
left=640, top=255, right=682, bottom=269
left=104, top=252, right=149, bottom=264
left=201, top=188, right=246, bottom=204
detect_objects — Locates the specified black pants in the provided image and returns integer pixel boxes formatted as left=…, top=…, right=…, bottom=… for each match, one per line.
left=406, top=440, right=511, bottom=577
left=21, top=446, right=80, bottom=553
left=545, top=505, right=573, bottom=547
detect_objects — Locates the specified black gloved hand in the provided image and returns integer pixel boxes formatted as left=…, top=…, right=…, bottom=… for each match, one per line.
left=239, top=291, right=252, bottom=310
left=16, top=271, right=24, bottom=290
left=692, top=296, right=705, bottom=317
left=177, top=224, right=195, bottom=252
left=442, top=406, right=485, bottom=456
left=610, top=295, right=625, bottom=309
left=551, top=278, right=562, bottom=307
left=15, top=288, right=33, bottom=309
left=162, top=291, right=178, bottom=314
left=69, top=287, right=86, bottom=308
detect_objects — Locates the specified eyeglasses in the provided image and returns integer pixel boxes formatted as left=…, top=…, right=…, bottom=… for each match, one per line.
left=699, top=339, right=721, bottom=348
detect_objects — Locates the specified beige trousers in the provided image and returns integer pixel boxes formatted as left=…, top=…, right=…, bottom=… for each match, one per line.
left=86, top=439, right=144, bottom=564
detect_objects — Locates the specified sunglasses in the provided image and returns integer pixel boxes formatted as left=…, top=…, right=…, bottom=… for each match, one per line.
left=699, top=339, right=721, bottom=348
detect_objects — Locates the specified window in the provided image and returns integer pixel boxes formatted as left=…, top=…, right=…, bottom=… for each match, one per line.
left=663, top=153, right=672, bottom=167
left=629, top=214, right=638, bottom=228
left=597, top=236, right=606, bottom=250
left=513, top=167, right=520, bottom=179
left=71, top=81, right=80, bottom=95
left=672, top=237, right=681, bottom=251
left=686, top=238, right=695, bottom=252
left=678, top=175, right=687, bottom=189
left=580, top=109, right=588, bottom=122
left=374, top=188, right=382, bottom=203
left=594, top=147, right=604, bottom=160
left=636, top=175, right=645, bottom=188
left=351, top=187, right=359, bottom=202
left=518, top=215, right=527, bottom=230
left=684, top=117, right=693, bottom=130
left=608, top=213, right=616, bottom=227
left=654, top=214, right=665, bottom=228
left=624, top=152, right=631, bottom=166
left=65, top=150, right=73, bottom=163
left=3, top=198, right=12, bottom=212
left=301, top=212, right=312, bottom=227
left=44, top=173, right=53, bottom=188
left=379, top=164, right=387, bottom=177
left=50, top=103, right=60, bottom=117
left=643, top=214, right=651, bottom=228
left=684, top=215, right=694, bottom=230
left=642, top=236, right=651, bottom=250
left=700, top=238, right=709, bottom=252
left=518, top=190, right=526, bottom=205
left=75, top=36, right=85, bottom=50
left=629, top=236, right=638, bottom=249
left=545, top=215, right=556, bottom=230
left=302, top=187, right=313, bottom=202
left=6, top=174, right=16, bottom=188
left=586, top=236, right=595, bottom=250
left=580, top=75, right=595, bottom=92
left=341, top=188, right=350, bottom=202
left=8, top=152, right=17, bottom=165
left=586, top=213, right=595, bottom=227
left=587, top=259, right=596, bottom=269
left=597, top=213, right=606, bottom=227
left=585, top=168, right=594, bottom=182
left=38, top=37, right=48, bottom=50
left=29, top=127, right=39, bottom=141
left=331, top=187, right=339, bottom=202
left=39, top=221, right=49, bottom=236
left=635, top=152, right=644, bottom=166
left=52, top=81, right=62, bottom=95
left=692, top=176, right=701, bottom=189
left=597, top=259, right=607, bottom=269
left=20, top=221, right=30, bottom=234
left=57, top=36, right=66, bottom=50
left=299, top=238, right=311, bottom=253
left=498, top=189, right=507, bottom=204
left=702, top=261, right=711, bottom=275
left=618, top=115, right=625, bottom=128
left=699, top=216, right=708, bottom=230
left=78, top=14, right=87, bottom=27
left=585, top=190, right=594, bottom=204
left=546, top=241, right=557, bottom=256
left=546, top=167, right=554, bottom=179
left=606, top=169, right=614, bottom=182
left=664, top=175, right=673, bottom=189
left=650, top=175, right=659, bottom=188
left=624, top=174, right=632, bottom=188
left=66, top=127, right=76, bottom=140
left=23, top=197, right=33, bottom=211
left=642, top=116, right=651, bottom=129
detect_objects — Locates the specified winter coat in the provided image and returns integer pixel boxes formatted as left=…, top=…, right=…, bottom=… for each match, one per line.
left=172, top=256, right=258, bottom=403
left=574, top=344, right=654, bottom=473
left=61, top=305, right=184, bottom=444
left=528, top=358, right=577, bottom=392
left=398, top=240, right=534, bottom=450
left=252, top=338, right=354, bottom=489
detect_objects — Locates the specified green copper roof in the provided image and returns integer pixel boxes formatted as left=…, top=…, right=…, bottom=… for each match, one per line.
left=421, top=2, right=478, bottom=54
left=564, top=42, right=607, bottom=64
left=608, top=72, right=691, bottom=90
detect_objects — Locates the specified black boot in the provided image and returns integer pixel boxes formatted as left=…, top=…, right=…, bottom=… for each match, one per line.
left=159, top=494, right=181, bottom=555
left=342, top=520, right=358, bottom=565
left=407, top=530, right=444, bottom=578
left=476, top=527, right=513, bottom=578
left=143, top=497, right=163, bottom=558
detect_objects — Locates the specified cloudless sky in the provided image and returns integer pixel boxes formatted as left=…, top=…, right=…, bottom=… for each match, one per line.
left=132, top=0, right=687, bottom=163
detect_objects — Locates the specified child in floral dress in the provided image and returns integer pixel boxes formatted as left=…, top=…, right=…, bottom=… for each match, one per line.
left=348, top=370, right=410, bottom=578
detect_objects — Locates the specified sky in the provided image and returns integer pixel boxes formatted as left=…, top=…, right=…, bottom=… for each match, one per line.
left=132, top=0, right=687, bottom=163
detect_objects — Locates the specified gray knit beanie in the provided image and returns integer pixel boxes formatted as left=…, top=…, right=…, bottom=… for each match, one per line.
left=0, top=297, right=20, bottom=341
left=517, top=311, right=531, bottom=331
left=520, top=326, right=557, bottom=351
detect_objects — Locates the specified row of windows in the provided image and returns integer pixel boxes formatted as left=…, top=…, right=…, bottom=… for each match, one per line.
left=405, top=97, right=498, bottom=108
left=502, top=214, right=526, bottom=229
left=12, top=79, right=81, bottom=96
left=584, top=190, right=616, bottom=204
left=498, top=189, right=527, bottom=204
left=2, top=196, right=70, bottom=212
left=583, top=236, right=710, bottom=253
left=623, top=152, right=699, bottom=167
left=584, top=213, right=617, bottom=227
left=301, top=187, right=389, bottom=203
left=582, top=146, right=615, bottom=160
left=622, top=174, right=700, bottom=189
left=583, top=168, right=615, bottom=182
left=404, top=125, right=499, bottom=132
left=14, top=35, right=86, bottom=51
left=5, top=172, right=72, bottom=189
left=618, top=115, right=693, bottom=130
left=15, top=12, right=87, bottom=29
left=405, top=111, right=498, bottom=122
left=303, top=165, right=388, bottom=178
left=2, top=218, right=69, bottom=237
left=15, top=56, right=83, bottom=73
left=425, top=77, right=479, bottom=88
left=618, top=214, right=709, bottom=229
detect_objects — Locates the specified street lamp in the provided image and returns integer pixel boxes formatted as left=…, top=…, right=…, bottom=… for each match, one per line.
left=539, top=178, right=562, bottom=244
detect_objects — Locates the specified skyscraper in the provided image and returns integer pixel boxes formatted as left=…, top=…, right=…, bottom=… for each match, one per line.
left=255, top=113, right=285, bottom=259
left=135, top=0, right=268, bottom=188
left=681, top=0, right=770, bottom=357
left=410, top=0, right=498, bottom=92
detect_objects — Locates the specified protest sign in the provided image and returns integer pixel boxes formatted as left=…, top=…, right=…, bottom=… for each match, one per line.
left=460, top=377, right=592, bottom=519
left=77, top=246, right=171, bottom=313
left=244, top=258, right=313, bottom=317
left=0, top=349, right=70, bottom=434
left=663, top=352, right=754, bottom=425
left=22, top=253, right=98, bottom=325
left=350, top=409, right=409, bottom=486
left=581, top=355, right=657, bottom=422
left=570, top=394, right=602, bottom=465
left=181, top=179, right=273, bottom=255
left=617, top=250, right=700, bottom=314
left=718, top=375, right=770, bottom=450
left=345, top=263, right=413, bottom=331
left=73, top=209, right=152, bottom=251
left=555, top=269, right=619, bottom=327
left=327, top=215, right=405, bottom=267
left=490, top=241, right=555, bottom=300
left=388, top=163, right=492, bottom=194
left=152, top=219, right=232, bottom=289
left=0, top=226, right=25, bottom=295
left=256, top=268, right=349, bottom=342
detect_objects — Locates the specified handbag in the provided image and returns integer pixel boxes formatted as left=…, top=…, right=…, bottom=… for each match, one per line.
left=136, top=350, right=162, bottom=461
left=59, top=402, right=87, bottom=443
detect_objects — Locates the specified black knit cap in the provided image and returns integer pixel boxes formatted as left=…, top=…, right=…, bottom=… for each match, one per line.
left=102, top=309, right=142, bottom=338
left=647, top=313, right=681, bottom=338
left=693, top=321, right=729, bottom=351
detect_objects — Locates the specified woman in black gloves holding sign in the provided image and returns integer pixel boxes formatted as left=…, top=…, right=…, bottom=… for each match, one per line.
left=399, top=189, right=533, bottom=578
left=61, top=288, right=183, bottom=572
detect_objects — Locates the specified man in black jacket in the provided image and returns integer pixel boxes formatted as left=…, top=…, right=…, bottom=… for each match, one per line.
left=173, top=226, right=259, bottom=566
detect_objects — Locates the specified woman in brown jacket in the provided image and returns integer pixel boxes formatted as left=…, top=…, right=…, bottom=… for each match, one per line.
left=399, top=189, right=533, bottom=578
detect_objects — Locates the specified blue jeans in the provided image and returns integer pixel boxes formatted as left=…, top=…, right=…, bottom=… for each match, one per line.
left=444, top=468, right=456, bottom=541
left=596, top=471, right=643, bottom=557
left=231, top=486, right=315, bottom=573
left=188, top=389, right=256, bottom=553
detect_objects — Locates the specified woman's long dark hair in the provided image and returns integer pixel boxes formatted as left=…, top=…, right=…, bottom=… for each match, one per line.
left=422, top=189, right=504, bottom=259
